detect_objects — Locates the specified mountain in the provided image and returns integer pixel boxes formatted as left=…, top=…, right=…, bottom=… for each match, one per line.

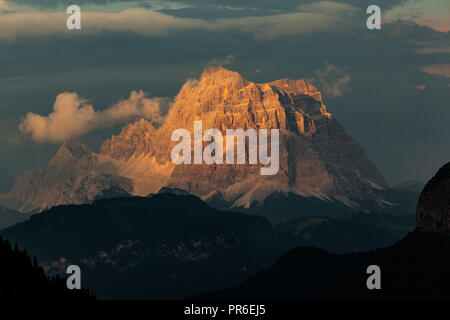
left=0, top=235, right=93, bottom=299
left=0, top=206, right=29, bottom=230
left=199, top=231, right=450, bottom=299
left=0, top=193, right=291, bottom=299
left=197, top=162, right=450, bottom=299
left=417, top=162, right=450, bottom=234
left=0, top=139, right=134, bottom=213
left=100, top=66, right=411, bottom=221
left=1, top=67, right=418, bottom=220
left=0, top=190, right=415, bottom=299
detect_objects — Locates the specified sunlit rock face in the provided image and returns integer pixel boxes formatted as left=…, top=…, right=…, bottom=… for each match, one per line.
left=3, top=67, right=391, bottom=214
left=417, top=162, right=450, bottom=235
left=101, top=66, right=387, bottom=210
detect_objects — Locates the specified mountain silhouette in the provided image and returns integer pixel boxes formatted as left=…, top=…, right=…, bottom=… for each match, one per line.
left=1, top=192, right=287, bottom=299
left=196, top=162, right=450, bottom=299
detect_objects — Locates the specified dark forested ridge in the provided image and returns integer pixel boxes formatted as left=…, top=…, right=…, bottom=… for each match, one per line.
left=0, top=190, right=416, bottom=299
left=0, top=235, right=94, bottom=300
left=1, top=193, right=287, bottom=299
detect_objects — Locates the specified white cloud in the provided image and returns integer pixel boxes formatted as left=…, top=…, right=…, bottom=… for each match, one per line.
left=19, top=90, right=170, bottom=143
left=312, top=63, right=351, bottom=98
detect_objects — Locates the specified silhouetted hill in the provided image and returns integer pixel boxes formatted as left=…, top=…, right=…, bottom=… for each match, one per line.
left=0, top=235, right=93, bottom=299
left=417, top=162, right=450, bottom=234
left=199, top=231, right=450, bottom=299
left=198, top=162, right=450, bottom=299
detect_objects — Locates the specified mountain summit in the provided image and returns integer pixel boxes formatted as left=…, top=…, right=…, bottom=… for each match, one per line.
left=2, top=67, right=409, bottom=218
left=100, top=67, right=391, bottom=219
left=51, top=138, right=93, bottom=162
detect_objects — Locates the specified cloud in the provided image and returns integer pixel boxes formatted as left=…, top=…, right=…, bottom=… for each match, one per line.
left=0, top=2, right=360, bottom=41
left=416, top=46, right=450, bottom=54
left=10, top=0, right=135, bottom=7
left=416, top=84, right=426, bottom=90
left=0, top=0, right=10, bottom=12
left=385, top=0, right=450, bottom=32
left=412, top=14, right=450, bottom=33
left=208, top=54, right=236, bottom=66
left=19, top=90, right=170, bottom=143
left=312, top=63, right=351, bottom=98
left=154, top=0, right=411, bottom=11
left=295, top=1, right=357, bottom=13
left=421, top=64, right=450, bottom=78
left=182, top=78, right=200, bottom=88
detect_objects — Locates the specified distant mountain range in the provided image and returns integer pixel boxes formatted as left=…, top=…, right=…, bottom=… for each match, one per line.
left=0, top=188, right=415, bottom=299
left=0, top=206, right=29, bottom=230
left=0, top=67, right=420, bottom=222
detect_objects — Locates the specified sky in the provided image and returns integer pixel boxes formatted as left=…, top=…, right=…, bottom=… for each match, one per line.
left=0, top=0, right=449, bottom=192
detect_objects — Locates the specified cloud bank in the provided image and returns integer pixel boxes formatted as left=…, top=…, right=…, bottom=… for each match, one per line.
left=19, top=90, right=170, bottom=143
left=0, top=1, right=360, bottom=41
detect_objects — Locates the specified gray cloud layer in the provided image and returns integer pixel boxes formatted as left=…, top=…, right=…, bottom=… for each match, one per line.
left=8, top=0, right=413, bottom=10
left=0, top=1, right=361, bottom=41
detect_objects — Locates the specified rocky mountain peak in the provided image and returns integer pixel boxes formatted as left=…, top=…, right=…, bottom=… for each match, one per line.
left=100, top=119, right=156, bottom=161
left=96, top=67, right=389, bottom=213
left=3, top=67, right=395, bottom=218
left=200, top=66, right=247, bottom=88
left=417, top=162, right=450, bottom=235
left=58, top=138, right=92, bottom=157
left=49, top=138, right=93, bottom=166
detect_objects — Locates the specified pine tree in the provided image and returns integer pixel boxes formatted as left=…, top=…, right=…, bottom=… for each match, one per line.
left=33, top=256, right=38, bottom=268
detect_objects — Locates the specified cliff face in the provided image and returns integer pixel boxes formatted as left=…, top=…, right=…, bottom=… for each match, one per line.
left=416, top=162, right=450, bottom=234
left=100, top=66, right=388, bottom=211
